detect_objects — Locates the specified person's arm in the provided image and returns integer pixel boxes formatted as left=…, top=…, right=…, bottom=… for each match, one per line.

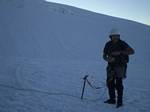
left=103, top=53, right=108, bottom=61
left=103, top=42, right=109, bottom=61
left=111, top=47, right=134, bottom=56
left=121, top=47, right=134, bottom=55
left=111, top=41, right=135, bottom=56
left=103, top=42, right=115, bottom=62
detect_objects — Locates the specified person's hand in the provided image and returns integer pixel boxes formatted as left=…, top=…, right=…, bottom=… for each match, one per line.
left=111, top=51, right=121, bottom=56
left=107, top=57, right=115, bottom=63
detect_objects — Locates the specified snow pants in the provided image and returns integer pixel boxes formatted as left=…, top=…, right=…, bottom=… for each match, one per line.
left=106, top=65, right=127, bottom=104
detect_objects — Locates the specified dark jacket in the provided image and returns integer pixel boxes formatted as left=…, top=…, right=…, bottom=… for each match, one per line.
left=103, top=40, right=130, bottom=66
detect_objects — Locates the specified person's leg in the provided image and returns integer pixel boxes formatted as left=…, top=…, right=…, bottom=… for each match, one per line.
left=114, top=65, right=127, bottom=107
left=104, top=66, right=116, bottom=104
left=116, top=78, right=124, bottom=107
left=107, top=77, right=116, bottom=100
left=104, top=78, right=116, bottom=104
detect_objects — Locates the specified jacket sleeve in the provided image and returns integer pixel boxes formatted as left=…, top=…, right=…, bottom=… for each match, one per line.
left=103, top=42, right=109, bottom=61
left=121, top=41, right=135, bottom=55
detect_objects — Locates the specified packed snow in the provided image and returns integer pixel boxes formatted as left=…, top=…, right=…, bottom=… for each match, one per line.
left=0, top=0, right=150, bottom=112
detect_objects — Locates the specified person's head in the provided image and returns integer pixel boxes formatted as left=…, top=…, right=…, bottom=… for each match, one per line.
left=109, top=29, right=120, bottom=43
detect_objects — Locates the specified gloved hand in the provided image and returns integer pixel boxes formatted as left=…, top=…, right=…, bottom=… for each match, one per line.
left=107, top=56, right=115, bottom=63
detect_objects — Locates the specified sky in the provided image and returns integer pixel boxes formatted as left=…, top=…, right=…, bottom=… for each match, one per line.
left=46, top=0, right=150, bottom=26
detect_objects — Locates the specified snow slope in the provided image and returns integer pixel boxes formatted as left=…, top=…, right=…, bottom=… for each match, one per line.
left=0, top=0, right=150, bottom=112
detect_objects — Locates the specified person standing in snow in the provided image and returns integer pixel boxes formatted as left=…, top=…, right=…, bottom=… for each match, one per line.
left=103, top=29, right=134, bottom=108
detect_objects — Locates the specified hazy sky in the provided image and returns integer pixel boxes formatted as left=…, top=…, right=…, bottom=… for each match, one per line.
left=46, top=0, right=150, bottom=26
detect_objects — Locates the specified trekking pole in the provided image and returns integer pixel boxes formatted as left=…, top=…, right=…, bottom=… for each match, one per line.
left=81, top=75, right=89, bottom=99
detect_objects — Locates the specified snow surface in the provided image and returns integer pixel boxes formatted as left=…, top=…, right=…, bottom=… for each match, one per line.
left=0, top=0, right=150, bottom=112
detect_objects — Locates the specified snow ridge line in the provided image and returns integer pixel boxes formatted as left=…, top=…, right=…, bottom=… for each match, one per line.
left=0, top=83, right=80, bottom=99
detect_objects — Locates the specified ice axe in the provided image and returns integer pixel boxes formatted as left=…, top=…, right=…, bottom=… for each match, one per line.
left=81, top=75, right=89, bottom=99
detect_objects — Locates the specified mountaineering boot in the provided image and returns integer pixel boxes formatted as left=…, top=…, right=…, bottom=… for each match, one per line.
left=116, top=103, right=123, bottom=108
left=116, top=99, right=123, bottom=108
left=104, top=99, right=116, bottom=104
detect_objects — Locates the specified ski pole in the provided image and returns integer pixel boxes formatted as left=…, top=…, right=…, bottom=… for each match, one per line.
left=81, top=75, right=89, bottom=99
